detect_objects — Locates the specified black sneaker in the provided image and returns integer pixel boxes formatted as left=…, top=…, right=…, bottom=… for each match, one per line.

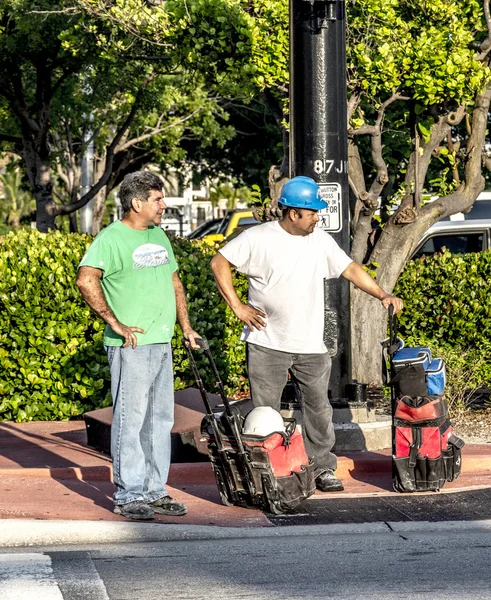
left=151, top=496, right=188, bottom=516
left=114, top=501, right=155, bottom=521
left=315, top=469, right=344, bottom=492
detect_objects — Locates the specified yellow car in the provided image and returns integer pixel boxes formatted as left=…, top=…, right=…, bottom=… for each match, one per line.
left=202, top=209, right=258, bottom=245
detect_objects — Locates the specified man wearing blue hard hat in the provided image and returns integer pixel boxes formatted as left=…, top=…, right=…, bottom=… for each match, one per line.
left=211, top=176, right=403, bottom=492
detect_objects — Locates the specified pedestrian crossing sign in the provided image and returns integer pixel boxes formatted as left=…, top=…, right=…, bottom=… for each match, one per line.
left=317, top=183, right=342, bottom=232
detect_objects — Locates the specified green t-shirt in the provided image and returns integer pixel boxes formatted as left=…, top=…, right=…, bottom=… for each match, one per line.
left=79, top=221, right=178, bottom=346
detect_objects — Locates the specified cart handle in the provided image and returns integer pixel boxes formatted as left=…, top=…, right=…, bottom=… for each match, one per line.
left=183, top=336, right=209, bottom=350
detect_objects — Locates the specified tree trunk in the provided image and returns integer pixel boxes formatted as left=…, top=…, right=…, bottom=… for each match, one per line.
left=350, top=215, right=434, bottom=385
left=21, top=117, right=57, bottom=232
left=92, top=188, right=108, bottom=235
left=350, top=286, right=388, bottom=386
left=69, top=211, right=78, bottom=233
left=28, top=157, right=57, bottom=232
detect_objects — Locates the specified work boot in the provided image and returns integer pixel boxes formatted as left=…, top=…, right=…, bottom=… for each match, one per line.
left=114, top=500, right=155, bottom=521
left=150, top=495, right=188, bottom=516
left=315, top=469, right=344, bottom=492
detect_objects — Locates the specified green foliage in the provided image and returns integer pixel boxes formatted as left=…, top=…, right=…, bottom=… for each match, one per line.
left=0, top=230, right=248, bottom=422
left=0, top=229, right=109, bottom=422
left=427, top=345, right=489, bottom=411
left=348, top=0, right=487, bottom=105
left=170, top=237, right=249, bottom=395
left=394, top=250, right=491, bottom=346
left=0, top=163, right=36, bottom=227
left=394, top=250, right=491, bottom=408
left=0, top=0, right=237, bottom=229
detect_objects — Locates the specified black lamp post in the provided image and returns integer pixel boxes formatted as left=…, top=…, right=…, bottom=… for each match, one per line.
left=290, top=0, right=352, bottom=400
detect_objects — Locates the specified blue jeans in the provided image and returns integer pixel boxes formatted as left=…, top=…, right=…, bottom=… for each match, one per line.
left=105, top=343, right=174, bottom=506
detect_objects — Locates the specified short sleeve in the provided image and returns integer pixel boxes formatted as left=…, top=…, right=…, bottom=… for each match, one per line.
left=322, top=232, right=353, bottom=279
left=78, top=234, right=117, bottom=277
left=219, top=230, right=252, bottom=274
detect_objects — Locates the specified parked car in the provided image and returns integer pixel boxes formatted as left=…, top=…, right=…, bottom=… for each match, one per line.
left=202, top=209, right=258, bottom=245
left=412, top=219, right=491, bottom=259
left=411, top=195, right=491, bottom=259
left=186, top=218, right=222, bottom=240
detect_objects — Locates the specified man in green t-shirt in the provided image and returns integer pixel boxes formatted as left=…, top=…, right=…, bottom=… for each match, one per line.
left=77, top=171, right=200, bottom=521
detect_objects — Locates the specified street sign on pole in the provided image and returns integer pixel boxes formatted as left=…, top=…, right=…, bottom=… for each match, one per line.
left=317, top=183, right=342, bottom=232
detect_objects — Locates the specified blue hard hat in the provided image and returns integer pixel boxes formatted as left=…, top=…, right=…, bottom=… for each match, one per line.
left=279, top=176, right=327, bottom=211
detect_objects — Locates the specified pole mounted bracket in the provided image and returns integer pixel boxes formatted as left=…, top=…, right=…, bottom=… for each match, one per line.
left=300, top=0, right=344, bottom=28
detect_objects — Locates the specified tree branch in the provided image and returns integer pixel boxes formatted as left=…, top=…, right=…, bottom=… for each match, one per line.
left=115, top=107, right=204, bottom=153
left=0, top=134, right=22, bottom=144
left=54, top=80, right=152, bottom=215
left=347, top=89, right=362, bottom=123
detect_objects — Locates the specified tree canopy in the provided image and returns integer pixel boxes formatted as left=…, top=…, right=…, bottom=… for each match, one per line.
left=0, top=0, right=237, bottom=231
left=2, top=0, right=491, bottom=382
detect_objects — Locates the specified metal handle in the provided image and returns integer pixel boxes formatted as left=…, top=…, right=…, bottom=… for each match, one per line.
left=183, top=336, right=209, bottom=350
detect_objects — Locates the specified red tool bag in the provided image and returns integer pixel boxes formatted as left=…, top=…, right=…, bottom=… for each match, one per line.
left=185, top=338, right=315, bottom=514
left=393, top=394, right=464, bottom=492
left=202, top=411, right=315, bottom=514
left=383, top=307, right=465, bottom=493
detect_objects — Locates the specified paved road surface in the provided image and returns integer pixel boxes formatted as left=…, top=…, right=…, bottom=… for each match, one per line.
left=1, top=523, right=490, bottom=599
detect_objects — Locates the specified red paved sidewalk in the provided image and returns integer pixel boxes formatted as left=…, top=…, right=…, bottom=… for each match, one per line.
left=0, top=421, right=489, bottom=527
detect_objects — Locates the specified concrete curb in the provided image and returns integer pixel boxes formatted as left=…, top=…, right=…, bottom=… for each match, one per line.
left=1, top=519, right=491, bottom=549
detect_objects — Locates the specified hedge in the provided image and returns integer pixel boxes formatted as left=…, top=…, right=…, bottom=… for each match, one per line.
left=394, top=250, right=491, bottom=408
left=394, top=249, right=491, bottom=350
left=1, top=231, right=490, bottom=422
left=0, top=229, right=248, bottom=422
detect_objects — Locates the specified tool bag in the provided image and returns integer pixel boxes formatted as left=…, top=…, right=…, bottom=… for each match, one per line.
left=185, top=338, right=315, bottom=514
left=383, top=308, right=464, bottom=492
left=392, top=394, right=464, bottom=492
left=387, top=341, right=446, bottom=398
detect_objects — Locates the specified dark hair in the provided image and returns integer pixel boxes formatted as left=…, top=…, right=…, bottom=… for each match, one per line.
left=119, top=171, right=163, bottom=214
left=281, top=206, right=302, bottom=219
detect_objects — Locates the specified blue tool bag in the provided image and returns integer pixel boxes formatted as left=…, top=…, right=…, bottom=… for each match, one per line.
left=384, top=341, right=446, bottom=398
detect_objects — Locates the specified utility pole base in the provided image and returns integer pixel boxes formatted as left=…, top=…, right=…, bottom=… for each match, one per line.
left=333, top=417, right=392, bottom=452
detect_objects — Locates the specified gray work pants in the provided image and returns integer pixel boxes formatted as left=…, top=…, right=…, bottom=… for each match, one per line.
left=247, top=343, right=337, bottom=473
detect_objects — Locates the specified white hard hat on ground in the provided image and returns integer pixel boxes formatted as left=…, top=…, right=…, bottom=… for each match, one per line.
left=242, top=406, right=286, bottom=436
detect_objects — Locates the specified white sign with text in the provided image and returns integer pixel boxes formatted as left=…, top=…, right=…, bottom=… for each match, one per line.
left=317, top=183, right=342, bottom=232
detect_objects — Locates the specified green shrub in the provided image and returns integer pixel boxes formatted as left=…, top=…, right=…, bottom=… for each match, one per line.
left=2, top=232, right=491, bottom=421
left=0, top=230, right=248, bottom=422
left=394, top=250, right=491, bottom=347
left=394, top=250, right=491, bottom=408
left=0, top=229, right=108, bottom=421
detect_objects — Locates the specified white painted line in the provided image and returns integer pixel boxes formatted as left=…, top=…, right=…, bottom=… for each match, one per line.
left=50, top=551, right=110, bottom=600
left=0, top=553, right=63, bottom=599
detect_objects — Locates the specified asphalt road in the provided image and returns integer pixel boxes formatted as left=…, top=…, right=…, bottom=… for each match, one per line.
left=1, top=523, right=491, bottom=599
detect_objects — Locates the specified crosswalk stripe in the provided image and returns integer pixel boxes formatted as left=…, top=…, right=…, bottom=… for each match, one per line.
left=50, top=551, right=110, bottom=600
left=0, top=553, right=63, bottom=599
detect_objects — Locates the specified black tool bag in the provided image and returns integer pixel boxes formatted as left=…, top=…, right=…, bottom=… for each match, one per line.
left=185, top=338, right=315, bottom=514
left=383, top=308, right=465, bottom=492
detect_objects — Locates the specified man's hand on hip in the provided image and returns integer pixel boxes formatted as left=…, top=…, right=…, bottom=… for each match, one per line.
left=111, top=322, right=145, bottom=349
left=234, top=304, right=267, bottom=331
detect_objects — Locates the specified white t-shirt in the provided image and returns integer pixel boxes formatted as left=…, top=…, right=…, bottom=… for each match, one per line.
left=219, top=221, right=352, bottom=353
